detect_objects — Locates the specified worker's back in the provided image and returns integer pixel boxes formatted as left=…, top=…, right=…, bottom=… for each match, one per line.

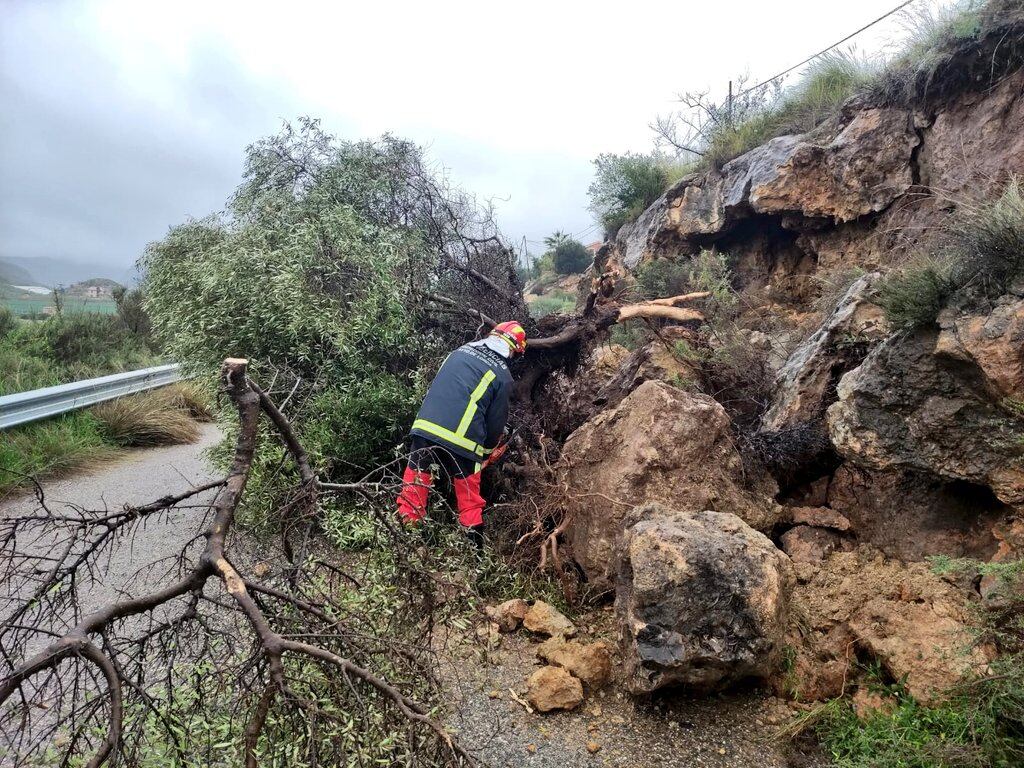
left=411, top=341, right=512, bottom=461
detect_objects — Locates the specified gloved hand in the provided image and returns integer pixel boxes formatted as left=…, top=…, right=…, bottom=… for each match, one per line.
left=482, top=443, right=507, bottom=468
left=482, top=426, right=512, bottom=469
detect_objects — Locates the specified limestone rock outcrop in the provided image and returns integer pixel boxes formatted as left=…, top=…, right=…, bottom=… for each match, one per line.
left=762, top=272, right=887, bottom=430
left=615, top=109, right=919, bottom=269
left=558, top=380, right=779, bottom=591
left=615, top=504, right=794, bottom=694
left=827, top=326, right=1024, bottom=506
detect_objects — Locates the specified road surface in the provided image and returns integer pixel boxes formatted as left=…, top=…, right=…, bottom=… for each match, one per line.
left=1, top=424, right=223, bottom=614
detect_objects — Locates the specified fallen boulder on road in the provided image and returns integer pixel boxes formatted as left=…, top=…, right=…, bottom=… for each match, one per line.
left=616, top=503, right=794, bottom=694
left=558, top=380, right=780, bottom=592
left=523, top=600, right=576, bottom=637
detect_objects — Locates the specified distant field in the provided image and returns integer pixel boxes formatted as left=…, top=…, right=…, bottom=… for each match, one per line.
left=2, top=296, right=117, bottom=316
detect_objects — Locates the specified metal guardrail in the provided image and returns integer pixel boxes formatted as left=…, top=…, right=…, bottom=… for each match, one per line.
left=0, top=364, right=182, bottom=430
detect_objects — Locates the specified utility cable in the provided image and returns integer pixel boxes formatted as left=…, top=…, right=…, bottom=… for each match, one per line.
left=736, top=0, right=923, bottom=96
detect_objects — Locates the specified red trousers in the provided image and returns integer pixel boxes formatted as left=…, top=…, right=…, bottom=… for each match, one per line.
left=396, top=437, right=485, bottom=528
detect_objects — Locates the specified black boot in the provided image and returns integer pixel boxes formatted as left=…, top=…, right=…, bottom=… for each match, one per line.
left=464, top=525, right=485, bottom=551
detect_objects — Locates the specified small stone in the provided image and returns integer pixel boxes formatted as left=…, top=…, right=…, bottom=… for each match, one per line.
left=526, top=743, right=537, bottom=754
left=589, top=704, right=603, bottom=716
left=523, top=601, right=576, bottom=637
left=486, top=598, right=530, bottom=632
left=487, top=689, right=501, bottom=699
left=526, top=666, right=583, bottom=712
left=543, top=640, right=612, bottom=688
left=252, top=561, right=271, bottom=578
left=718, top=747, right=727, bottom=755
left=586, top=741, right=602, bottom=754
left=535, top=634, right=567, bottom=659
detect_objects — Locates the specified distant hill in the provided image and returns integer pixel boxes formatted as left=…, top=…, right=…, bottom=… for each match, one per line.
left=0, top=258, right=39, bottom=286
left=0, top=256, right=136, bottom=288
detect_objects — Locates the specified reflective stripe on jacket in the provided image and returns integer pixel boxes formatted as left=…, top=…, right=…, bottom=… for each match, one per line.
left=410, top=342, right=512, bottom=461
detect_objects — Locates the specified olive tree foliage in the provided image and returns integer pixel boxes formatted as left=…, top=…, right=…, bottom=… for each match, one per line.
left=143, top=118, right=525, bottom=484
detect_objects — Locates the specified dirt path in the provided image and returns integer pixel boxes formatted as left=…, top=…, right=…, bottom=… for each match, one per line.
left=441, top=614, right=827, bottom=768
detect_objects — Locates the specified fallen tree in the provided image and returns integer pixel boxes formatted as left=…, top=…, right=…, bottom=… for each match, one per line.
left=0, top=359, right=477, bottom=767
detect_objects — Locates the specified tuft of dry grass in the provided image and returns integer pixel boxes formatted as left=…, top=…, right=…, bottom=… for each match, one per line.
left=91, top=388, right=202, bottom=447
left=161, top=381, right=214, bottom=422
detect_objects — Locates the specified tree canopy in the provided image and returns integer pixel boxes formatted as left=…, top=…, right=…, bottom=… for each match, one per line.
left=143, top=118, right=525, bottom=482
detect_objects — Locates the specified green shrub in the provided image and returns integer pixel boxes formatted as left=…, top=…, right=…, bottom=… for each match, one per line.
left=92, top=390, right=201, bottom=447
left=702, top=51, right=876, bottom=168
left=0, top=306, right=15, bottom=338
left=0, top=413, right=118, bottom=495
left=529, top=290, right=576, bottom=319
left=552, top=239, right=592, bottom=274
left=636, top=251, right=736, bottom=308
left=588, top=153, right=693, bottom=233
left=876, top=257, right=956, bottom=329
left=142, top=120, right=520, bottom=485
left=950, top=176, right=1024, bottom=294
left=878, top=177, right=1024, bottom=329
left=869, top=0, right=987, bottom=104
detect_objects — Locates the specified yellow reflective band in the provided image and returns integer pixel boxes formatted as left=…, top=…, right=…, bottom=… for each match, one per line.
left=412, top=419, right=487, bottom=457
left=456, top=370, right=495, bottom=437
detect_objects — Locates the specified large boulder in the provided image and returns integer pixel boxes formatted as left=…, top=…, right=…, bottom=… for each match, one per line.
left=935, top=294, right=1024, bottom=401
left=526, top=666, right=583, bottom=712
left=761, top=272, right=887, bottom=430
left=615, top=504, right=794, bottom=694
left=743, top=108, right=918, bottom=221
left=558, top=380, right=779, bottom=591
left=827, top=325, right=1024, bottom=506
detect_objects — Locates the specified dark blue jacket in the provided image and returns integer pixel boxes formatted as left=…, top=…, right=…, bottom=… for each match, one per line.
left=410, top=342, right=512, bottom=461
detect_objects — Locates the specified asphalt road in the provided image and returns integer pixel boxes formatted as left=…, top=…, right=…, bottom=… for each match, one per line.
left=1, top=424, right=223, bottom=615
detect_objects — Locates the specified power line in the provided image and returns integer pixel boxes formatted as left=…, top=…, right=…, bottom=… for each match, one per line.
left=736, top=0, right=922, bottom=97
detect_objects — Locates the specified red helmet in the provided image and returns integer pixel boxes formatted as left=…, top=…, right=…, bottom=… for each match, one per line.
left=490, top=321, right=527, bottom=355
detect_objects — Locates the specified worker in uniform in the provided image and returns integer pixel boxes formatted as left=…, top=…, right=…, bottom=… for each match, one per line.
left=396, top=321, right=527, bottom=545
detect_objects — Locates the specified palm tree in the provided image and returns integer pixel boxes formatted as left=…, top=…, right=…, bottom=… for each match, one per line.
left=543, top=230, right=570, bottom=250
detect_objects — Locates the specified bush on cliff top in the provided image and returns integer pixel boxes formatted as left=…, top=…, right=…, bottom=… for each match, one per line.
left=587, top=152, right=694, bottom=235
left=608, top=0, right=1021, bottom=233
left=878, top=177, right=1024, bottom=329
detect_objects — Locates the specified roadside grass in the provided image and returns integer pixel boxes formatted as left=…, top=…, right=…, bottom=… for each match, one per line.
left=0, top=413, right=121, bottom=497
left=877, top=177, right=1024, bottom=329
left=92, top=388, right=205, bottom=447
left=0, top=311, right=206, bottom=495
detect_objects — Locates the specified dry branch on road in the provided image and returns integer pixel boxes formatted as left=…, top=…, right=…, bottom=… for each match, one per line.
left=0, top=358, right=476, bottom=768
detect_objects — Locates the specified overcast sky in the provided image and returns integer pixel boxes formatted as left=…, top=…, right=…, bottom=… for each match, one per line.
left=0, top=0, right=948, bottom=276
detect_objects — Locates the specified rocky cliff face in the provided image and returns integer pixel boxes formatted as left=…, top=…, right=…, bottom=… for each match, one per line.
left=550, top=20, right=1024, bottom=707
